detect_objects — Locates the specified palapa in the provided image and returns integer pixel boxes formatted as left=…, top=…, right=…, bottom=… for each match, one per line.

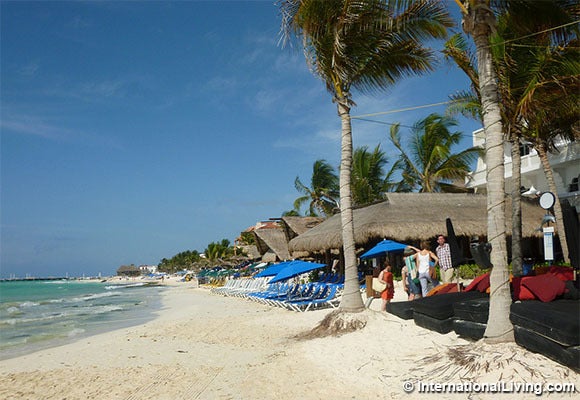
left=288, top=193, right=546, bottom=253
left=253, top=226, right=291, bottom=261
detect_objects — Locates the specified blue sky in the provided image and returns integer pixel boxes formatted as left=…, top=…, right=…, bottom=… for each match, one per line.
left=1, top=1, right=482, bottom=278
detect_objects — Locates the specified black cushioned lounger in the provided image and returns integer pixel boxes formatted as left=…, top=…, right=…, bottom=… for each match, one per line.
left=514, top=325, right=580, bottom=372
left=413, top=312, right=455, bottom=334
left=412, top=291, right=488, bottom=320
left=453, top=297, right=490, bottom=324
left=510, top=300, right=580, bottom=347
left=386, top=301, right=414, bottom=320
left=453, top=319, right=486, bottom=340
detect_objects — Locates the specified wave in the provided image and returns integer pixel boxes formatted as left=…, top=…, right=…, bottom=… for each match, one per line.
left=76, top=291, right=120, bottom=302
left=19, top=301, right=40, bottom=308
left=0, top=304, right=125, bottom=327
left=104, top=282, right=147, bottom=290
left=67, top=328, right=86, bottom=337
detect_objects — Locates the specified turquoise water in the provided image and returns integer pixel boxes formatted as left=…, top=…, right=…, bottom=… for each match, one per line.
left=0, top=280, right=164, bottom=359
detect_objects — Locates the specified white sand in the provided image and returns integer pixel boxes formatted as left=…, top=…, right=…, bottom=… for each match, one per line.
left=0, top=281, right=578, bottom=400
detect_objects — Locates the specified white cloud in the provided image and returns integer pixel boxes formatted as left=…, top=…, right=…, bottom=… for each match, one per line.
left=1, top=113, right=123, bottom=149
left=1, top=116, right=69, bottom=140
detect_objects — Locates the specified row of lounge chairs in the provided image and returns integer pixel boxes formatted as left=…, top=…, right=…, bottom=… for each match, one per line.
left=209, top=276, right=342, bottom=312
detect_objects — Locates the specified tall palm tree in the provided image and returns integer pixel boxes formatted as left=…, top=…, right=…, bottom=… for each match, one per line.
left=294, top=159, right=339, bottom=217
left=456, top=0, right=512, bottom=343
left=351, top=145, right=389, bottom=206
left=447, top=2, right=579, bottom=273
left=280, top=0, right=452, bottom=314
left=389, top=113, right=480, bottom=192
left=454, top=0, right=578, bottom=343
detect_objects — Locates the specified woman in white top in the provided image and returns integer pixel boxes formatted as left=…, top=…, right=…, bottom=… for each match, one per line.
left=415, top=240, right=439, bottom=297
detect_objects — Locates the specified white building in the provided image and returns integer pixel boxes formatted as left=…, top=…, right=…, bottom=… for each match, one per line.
left=466, top=128, right=580, bottom=212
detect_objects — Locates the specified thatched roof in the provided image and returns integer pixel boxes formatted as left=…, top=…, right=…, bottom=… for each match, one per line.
left=238, top=244, right=261, bottom=260
left=289, top=193, right=546, bottom=252
left=253, top=226, right=291, bottom=261
left=116, top=265, right=141, bottom=275
left=280, top=216, right=324, bottom=242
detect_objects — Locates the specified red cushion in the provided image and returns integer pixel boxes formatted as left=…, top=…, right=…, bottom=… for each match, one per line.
left=476, top=274, right=491, bottom=293
left=465, top=273, right=489, bottom=292
left=436, top=283, right=457, bottom=294
left=518, top=285, right=537, bottom=300
left=521, top=274, right=566, bottom=302
left=511, top=276, right=523, bottom=301
left=548, top=266, right=574, bottom=281
left=443, top=283, right=460, bottom=293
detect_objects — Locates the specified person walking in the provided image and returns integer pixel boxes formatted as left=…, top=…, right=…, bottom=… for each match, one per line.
left=436, top=235, right=454, bottom=284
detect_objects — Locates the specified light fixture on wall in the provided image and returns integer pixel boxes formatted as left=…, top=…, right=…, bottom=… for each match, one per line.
left=522, top=185, right=541, bottom=197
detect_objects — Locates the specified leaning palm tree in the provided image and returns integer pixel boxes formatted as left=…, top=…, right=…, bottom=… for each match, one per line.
left=294, top=159, right=339, bottom=217
left=389, top=113, right=481, bottom=192
left=351, top=145, right=389, bottom=206
left=280, top=0, right=452, bottom=316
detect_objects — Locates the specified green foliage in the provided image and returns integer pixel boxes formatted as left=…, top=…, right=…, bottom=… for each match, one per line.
left=158, top=250, right=201, bottom=273
left=294, top=159, right=339, bottom=217
left=351, top=145, right=390, bottom=206
left=389, top=113, right=481, bottom=193
left=204, top=239, right=234, bottom=261
left=238, top=232, right=255, bottom=245
left=457, top=263, right=487, bottom=280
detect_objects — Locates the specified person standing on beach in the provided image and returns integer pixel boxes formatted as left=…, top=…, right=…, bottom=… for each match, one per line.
left=378, top=262, right=394, bottom=311
left=436, top=235, right=453, bottom=283
left=415, top=241, right=439, bottom=297
left=403, top=246, right=421, bottom=300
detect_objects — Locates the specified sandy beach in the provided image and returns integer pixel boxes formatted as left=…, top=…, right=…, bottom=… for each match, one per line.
left=1, top=281, right=578, bottom=400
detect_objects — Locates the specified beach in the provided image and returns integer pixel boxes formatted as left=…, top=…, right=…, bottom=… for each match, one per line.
left=1, top=282, right=578, bottom=400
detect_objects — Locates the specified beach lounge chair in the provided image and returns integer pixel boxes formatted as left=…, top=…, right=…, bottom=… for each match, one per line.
left=510, top=299, right=580, bottom=371
left=452, top=297, right=489, bottom=340
left=285, top=284, right=339, bottom=312
left=411, top=291, right=488, bottom=334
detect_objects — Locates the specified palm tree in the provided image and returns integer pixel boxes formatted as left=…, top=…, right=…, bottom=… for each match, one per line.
left=447, top=2, right=579, bottom=273
left=389, top=113, right=481, bottom=192
left=351, top=145, right=389, bottom=206
left=280, top=0, right=452, bottom=315
left=205, top=239, right=233, bottom=261
left=456, top=0, right=512, bottom=343
left=293, top=159, right=339, bottom=217
left=454, top=0, right=578, bottom=343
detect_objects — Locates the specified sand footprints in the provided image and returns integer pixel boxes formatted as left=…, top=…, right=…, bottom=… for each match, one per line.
left=122, top=366, right=224, bottom=400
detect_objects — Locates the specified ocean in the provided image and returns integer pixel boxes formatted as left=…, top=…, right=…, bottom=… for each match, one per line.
left=0, top=279, right=165, bottom=360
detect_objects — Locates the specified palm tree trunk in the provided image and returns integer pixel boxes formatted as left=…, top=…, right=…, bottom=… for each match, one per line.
left=536, top=143, right=570, bottom=263
left=511, top=137, right=523, bottom=276
left=337, top=100, right=364, bottom=313
left=465, top=0, right=514, bottom=343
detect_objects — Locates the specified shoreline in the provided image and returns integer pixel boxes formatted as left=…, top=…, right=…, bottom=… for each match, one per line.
left=1, top=283, right=578, bottom=399
left=0, top=279, right=169, bottom=361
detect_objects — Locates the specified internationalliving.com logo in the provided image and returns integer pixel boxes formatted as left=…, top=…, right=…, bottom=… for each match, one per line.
left=402, top=380, right=576, bottom=395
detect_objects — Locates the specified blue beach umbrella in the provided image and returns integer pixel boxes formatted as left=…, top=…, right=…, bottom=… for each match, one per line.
left=254, top=261, right=293, bottom=278
left=360, top=239, right=408, bottom=260
left=268, top=260, right=326, bottom=284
